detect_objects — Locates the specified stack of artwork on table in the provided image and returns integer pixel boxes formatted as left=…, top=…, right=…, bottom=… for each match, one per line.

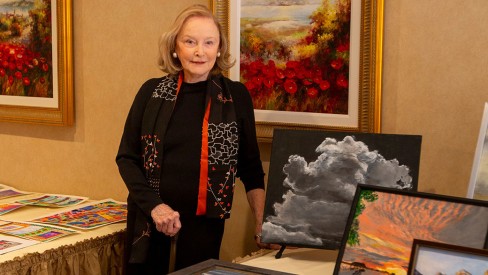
left=260, top=128, right=488, bottom=275
left=0, top=183, right=127, bottom=255
left=31, top=199, right=128, bottom=230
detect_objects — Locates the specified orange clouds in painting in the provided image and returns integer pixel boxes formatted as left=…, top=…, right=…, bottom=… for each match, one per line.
left=340, top=191, right=488, bottom=275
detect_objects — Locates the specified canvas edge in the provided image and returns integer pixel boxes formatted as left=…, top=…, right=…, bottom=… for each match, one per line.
left=467, top=102, right=488, bottom=198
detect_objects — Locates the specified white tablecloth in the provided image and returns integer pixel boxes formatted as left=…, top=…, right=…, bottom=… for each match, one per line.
left=0, top=193, right=125, bottom=274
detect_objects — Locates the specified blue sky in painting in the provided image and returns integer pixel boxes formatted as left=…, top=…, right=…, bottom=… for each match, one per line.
left=415, top=246, right=488, bottom=275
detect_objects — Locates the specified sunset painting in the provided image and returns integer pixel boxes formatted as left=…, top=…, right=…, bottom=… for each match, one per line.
left=335, top=185, right=488, bottom=275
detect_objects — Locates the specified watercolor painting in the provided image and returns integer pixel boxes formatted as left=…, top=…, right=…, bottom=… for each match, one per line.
left=0, top=235, right=38, bottom=254
left=0, top=187, right=29, bottom=199
left=334, top=185, right=488, bottom=275
left=0, top=221, right=77, bottom=242
left=467, top=102, right=488, bottom=200
left=16, top=194, right=88, bottom=208
left=31, top=199, right=127, bottom=230
left=0, top=203, right=24, bottom=215
left=408, top=239, right=488, bottom=275
left=261, top=129, right=422, bottom=249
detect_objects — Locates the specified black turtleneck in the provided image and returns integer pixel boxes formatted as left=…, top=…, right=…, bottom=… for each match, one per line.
left=159, top=80, right=207, bottom=216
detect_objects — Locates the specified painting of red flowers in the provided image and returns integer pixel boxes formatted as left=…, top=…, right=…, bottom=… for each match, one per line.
left=0, top=0, right=73, bottom=126
left=240, top=0, right=351, bottom=114
left=0, top=0, right=52, bottom=98
left=213, top=0, right=382, bottom=139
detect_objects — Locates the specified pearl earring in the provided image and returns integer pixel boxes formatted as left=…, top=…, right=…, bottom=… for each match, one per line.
left=172, top=52, right=177, bottom=58
left=217, top=52, right=221, bottom=57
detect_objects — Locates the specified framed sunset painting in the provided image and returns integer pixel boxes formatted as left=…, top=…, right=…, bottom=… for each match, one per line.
left=210, top=0, right=383, bottom=141
left=334, top=184, right=488, bottom=275
left=0, top=0, right=73, bottom=126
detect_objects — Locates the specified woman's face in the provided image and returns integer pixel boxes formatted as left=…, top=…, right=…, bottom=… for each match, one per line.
left=175, top=16, right=220, bottom=83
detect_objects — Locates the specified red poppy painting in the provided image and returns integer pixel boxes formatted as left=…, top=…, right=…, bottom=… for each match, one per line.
left=211, top=0, right=383, bottom=140
left=0, top=0, right=73, bottom=126
left=240, top=0, right=351, bottom=114
left=0, top=0, right=52, bottom=99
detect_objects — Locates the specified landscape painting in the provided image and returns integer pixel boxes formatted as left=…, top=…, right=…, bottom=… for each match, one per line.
left=407, top=239, right=488, bottom=275
left=239, top=0, right=351, bottom=114
left=334, top=185, right=488, bottom=275
left=0, top=0, right=73, bottom=125
left=0, top=0, right=53, bottom=101
left=261, top=129, right=422, bottom=249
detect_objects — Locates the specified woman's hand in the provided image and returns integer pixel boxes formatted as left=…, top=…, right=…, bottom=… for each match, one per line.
left=254, top=233, right=282, bottom=250
left=150, top=203, right=181, bottom=237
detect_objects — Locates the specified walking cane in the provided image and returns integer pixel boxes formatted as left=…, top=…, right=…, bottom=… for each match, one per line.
left=168, top=233, right=179, bottom=273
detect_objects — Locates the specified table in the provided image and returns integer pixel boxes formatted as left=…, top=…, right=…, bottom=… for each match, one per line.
left=235, top=247, right=339, bottom=275
left=0, top=193, right=126, bottom=275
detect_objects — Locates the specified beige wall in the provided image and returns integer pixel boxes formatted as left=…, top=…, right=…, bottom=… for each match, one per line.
left=0, top=0, right=487, bottom=261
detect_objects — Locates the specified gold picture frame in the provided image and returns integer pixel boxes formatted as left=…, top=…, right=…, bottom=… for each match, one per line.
left=210, top=0, right=383, bottom=142
left=0, top=0, right=74, bottom=126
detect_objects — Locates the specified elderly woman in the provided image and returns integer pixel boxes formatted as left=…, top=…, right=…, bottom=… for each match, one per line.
left=116, top=4, right=267, bottom=274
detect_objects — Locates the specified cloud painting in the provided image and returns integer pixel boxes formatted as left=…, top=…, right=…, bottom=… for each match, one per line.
left=261, top=129, right=422, bottom=249
left=336, top=186, right=488, bottom=275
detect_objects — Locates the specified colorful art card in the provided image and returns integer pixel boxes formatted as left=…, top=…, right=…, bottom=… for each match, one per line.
left=0, top=188, right=30, bottom=200
left=0, top=221, right=78, bottom=242
left=31, top=199, right=127, bottom=230
left=16, top=194, right=88, bottom=208
left=0, top=235, right=39, bottom=254
left=0, top=203, right=25, bottom=215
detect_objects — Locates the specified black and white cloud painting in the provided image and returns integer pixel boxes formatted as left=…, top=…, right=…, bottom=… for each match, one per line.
left=261, top=129, right=422, bottom=249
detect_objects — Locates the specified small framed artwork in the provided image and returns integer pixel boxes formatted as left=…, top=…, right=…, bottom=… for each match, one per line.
left=334, top=184, right=488, bottom=275
left=261, top=129, right=421, bottom=250
left=407, top=239, right=488, bottom=275
left=168, top=259, right=295, bottom=275
left=467, top=102, right=488, bottom=200
left=0, top=0, right=73, bottom=126
left=210, top=0, right=384, bottom=141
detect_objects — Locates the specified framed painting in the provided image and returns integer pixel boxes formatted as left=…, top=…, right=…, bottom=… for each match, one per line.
left=467, top=102, right=488, bottom=200
left=407, top=239, right=488, bottom=275
left=261, top=129, right=421, bottom=250
left=334, top=184, right=488, bottom=275
left=0, top=0, right=73, bottom=126
left=168, top=259, right=295, bottom=275
left=210, top=0, right=383, bottom=142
